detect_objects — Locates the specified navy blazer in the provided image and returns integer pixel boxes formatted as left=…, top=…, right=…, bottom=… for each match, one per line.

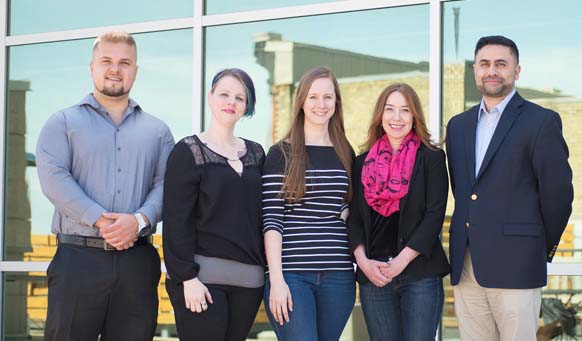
left=446, top=92, right=573, bottom=289
left=347, top=144, right=450, bottom=284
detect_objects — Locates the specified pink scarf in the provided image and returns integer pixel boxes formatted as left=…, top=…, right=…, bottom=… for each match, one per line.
left=362, top=132, right=420, bottom=217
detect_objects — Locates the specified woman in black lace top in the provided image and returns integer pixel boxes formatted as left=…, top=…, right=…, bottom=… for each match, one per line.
left=163, top=68, right=265, bottom=340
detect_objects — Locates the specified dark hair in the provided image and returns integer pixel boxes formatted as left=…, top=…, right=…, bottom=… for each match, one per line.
left=474, top=35, right=519, bottom=64
left=279, top=66, right=354, bottom=203
left=361, top=83, right=441, bottom=153
left=211, top=68, right=256, bottom=117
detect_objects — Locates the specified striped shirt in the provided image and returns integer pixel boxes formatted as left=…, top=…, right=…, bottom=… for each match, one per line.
left=262, top=143, right=354, bottom=272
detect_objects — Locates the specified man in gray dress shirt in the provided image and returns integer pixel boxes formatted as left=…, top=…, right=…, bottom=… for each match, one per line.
left=36, top=31, right=175, bottom=341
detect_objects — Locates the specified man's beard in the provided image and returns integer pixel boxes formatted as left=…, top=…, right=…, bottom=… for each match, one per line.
left=478, top=78, right=510, bottom=98
left=98, top=85, right=128, bottom=97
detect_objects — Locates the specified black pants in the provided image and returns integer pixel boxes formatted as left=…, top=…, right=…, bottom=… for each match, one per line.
left=165, top=278, right=263, bottom=341
left=44, top=243, right=161, bottom=341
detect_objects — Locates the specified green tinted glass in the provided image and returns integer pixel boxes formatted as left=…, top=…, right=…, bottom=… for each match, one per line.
left=442, top=0, right=582, bottom=336
left=5, top=30, right=193, bottom=261
left=205, top=0, right=338, bottom=15
left=8, top=0, right=193, bottom=35
left=204, top=5, right=430, bottom=149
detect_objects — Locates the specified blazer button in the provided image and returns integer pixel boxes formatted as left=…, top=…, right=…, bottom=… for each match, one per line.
left=465, top=222, right=470, bottom=228
left=471, top=194, right=478, bottom=200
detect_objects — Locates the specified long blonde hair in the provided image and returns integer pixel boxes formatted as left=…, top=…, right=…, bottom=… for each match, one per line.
left=279, top=67, right=354, bottom=203
left=361, top=83, right=441, bottom=152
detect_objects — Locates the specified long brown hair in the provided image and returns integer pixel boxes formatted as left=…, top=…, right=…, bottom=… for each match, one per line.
left=361, top=83, right=441, bottom=152
left=279, top=66, right=354, bottom=203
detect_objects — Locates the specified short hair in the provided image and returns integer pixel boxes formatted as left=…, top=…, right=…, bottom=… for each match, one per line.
left=93, top=31, right=136, bottom=54
left=211, top=68, right=256, bottom=117
left=474, top=35, right=519, bottom=64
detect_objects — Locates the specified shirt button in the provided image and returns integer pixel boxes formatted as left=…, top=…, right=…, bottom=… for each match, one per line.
left=465, top=222, right=470, bottom=228
left=471, top=194, right=478, bottom=201
left=117, top=147, right=121, bottom=151
left=117, top=190, right=121, bottom=194
left=118, top=168, right=121, bottom=172
left=116, top=128, right=120, bottom=132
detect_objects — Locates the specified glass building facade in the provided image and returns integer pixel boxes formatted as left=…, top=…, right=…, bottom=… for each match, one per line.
left=1, top=0, right=581, bottom=339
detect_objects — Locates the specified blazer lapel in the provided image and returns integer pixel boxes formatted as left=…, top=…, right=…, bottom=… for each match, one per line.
left=475, top=93, right=524, bottom=181
left=464, top=106, right=479, bottom=184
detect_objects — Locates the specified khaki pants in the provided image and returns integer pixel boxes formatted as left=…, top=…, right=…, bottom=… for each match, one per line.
left=453, top=248, right=541, bottom=341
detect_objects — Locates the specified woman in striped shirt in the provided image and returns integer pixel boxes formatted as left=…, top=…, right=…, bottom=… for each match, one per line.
left=262, top=66, right=356, bottom=341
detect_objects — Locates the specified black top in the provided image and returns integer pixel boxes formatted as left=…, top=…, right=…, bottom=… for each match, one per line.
left=262, top=143, right=353, bottom=272
left=348, top=144, right=450, bottom=284
left=369, top=211, right=399, bottom=260
left=162, top=135, right=266, bottom=283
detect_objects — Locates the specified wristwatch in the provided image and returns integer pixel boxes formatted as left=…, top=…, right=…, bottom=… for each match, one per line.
left=134, top=213, right=151, bottom=237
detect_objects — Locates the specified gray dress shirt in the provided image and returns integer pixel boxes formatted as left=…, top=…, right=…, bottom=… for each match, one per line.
left=475, top=89, right=516, bottom=175
left=36, top=94, right=175, bottom=237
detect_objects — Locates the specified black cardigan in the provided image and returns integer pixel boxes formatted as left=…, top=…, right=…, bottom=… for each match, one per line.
left=347, top=144, right=450, bottom=284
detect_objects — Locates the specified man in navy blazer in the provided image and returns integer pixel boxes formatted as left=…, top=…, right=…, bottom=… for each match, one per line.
left=446, top=35, right=573, bottom=340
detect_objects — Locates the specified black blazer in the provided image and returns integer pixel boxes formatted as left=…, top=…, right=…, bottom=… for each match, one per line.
left=446, top=92, right=573, bottom=289
left=347, top=144, right=450, bottom=284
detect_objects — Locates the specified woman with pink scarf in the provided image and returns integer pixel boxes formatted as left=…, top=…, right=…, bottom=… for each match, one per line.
left=347, top=83, right=450, bottom=341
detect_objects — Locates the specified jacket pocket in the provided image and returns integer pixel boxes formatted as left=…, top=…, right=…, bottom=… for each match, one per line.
left=503, top=223, right=543, bottom=237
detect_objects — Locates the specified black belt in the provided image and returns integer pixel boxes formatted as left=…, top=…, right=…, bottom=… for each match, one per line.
left=57, top=234, right=151, bottom=251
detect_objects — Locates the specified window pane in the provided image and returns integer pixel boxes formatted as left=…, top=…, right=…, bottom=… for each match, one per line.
left=203, top=5, right=429, bottom=336
left=442, top=0, right=581, bottom=258
left=2, top=238, right=273, bottom=339
left=204, top=5, right=430, bottom=150
left=205, top=0, right=338, bottom=15
left=2, top=266, right=177, bottom=338
left=442, top=0, right=582, bottom=338
left=440, top=275, right=582, bottom=339
left=8, top=0, right=193, bottom=35
left=5, top=29, right=193, bottom=261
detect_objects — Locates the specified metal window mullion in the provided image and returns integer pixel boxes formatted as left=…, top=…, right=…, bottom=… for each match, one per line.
left=1, top=260, right=581, bottom=275
left=1, top=0, right=7, bottom=335
left=1, top=0, right=7, bottom=263
left=201, top=0, right=429, bottom=27
left=429, top=0, right=442, bottom=142
left=192, top=0, right=203, bottom=134
left=5, top=17, right=195, bottom=46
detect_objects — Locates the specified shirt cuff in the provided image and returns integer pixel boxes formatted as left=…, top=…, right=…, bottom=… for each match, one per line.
left=263, top=225, right=284, bottom=235
left=137, top=205, right=158, bottom=232
left=81, top=203, right=107, bottom=227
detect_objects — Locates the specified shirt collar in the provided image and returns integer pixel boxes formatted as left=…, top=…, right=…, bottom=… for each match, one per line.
left=78, top=93, right=142, bottom=115
left=478, top=89, right=516, bottom=121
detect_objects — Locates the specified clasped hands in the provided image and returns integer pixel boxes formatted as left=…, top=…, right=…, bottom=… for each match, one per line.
left=357, top=256, right=407, bottom=288
left=94, top=212, right=140, bottom=250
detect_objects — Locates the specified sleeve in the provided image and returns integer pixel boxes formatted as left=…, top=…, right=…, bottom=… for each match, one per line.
left=344, top=145, right=356, bottom=211
left=405, top=149, right=449, bottom=258
left=162, top=141, right=201, bottom=282
left=253, top=141, right=266, bottom=169
left=262, top=145, right=287, bottom=235
left=347, top=155, right=366, bottom=253
left=531, top=111, right=574, bottom=262
left=137, top=124, right=175, bottom=230
left=35, top=112, right=107, bottom=227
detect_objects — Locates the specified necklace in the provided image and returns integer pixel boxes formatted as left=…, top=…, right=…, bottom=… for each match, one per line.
left=226, top=148, right=247, bottom=161
left=201, top=138, right=246, bottom=161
